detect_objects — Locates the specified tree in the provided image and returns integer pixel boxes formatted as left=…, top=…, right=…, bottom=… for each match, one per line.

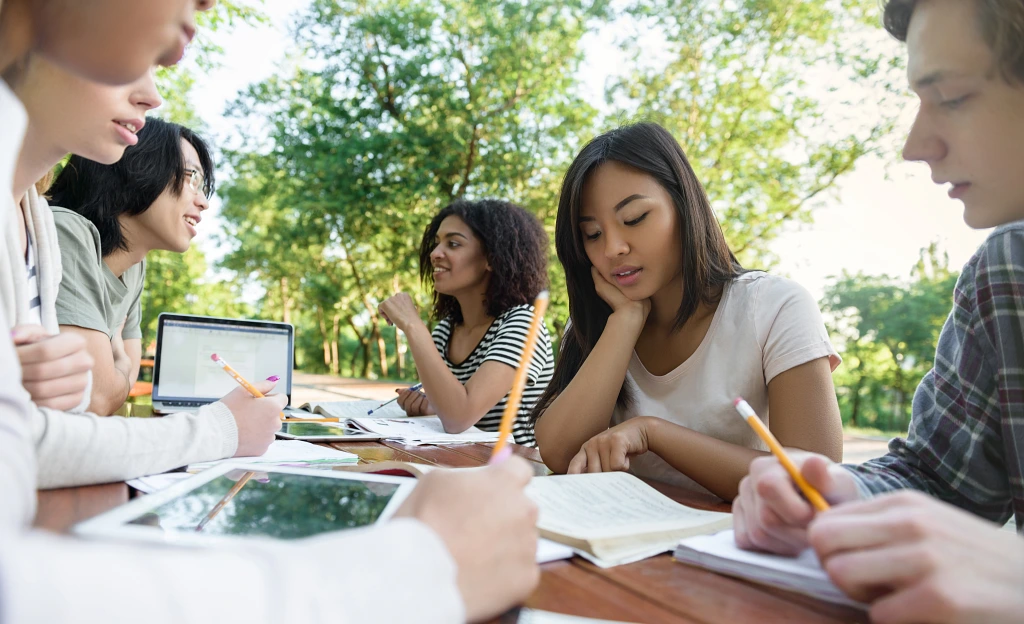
left=611, top=0, right=906, bottom=267
left=217, top=0, right=608, bottom=377
left=822, top=244, right=957, bottom=431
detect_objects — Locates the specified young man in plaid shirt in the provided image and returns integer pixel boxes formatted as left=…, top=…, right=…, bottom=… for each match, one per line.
left=732, top=0, right=1024, bottom=622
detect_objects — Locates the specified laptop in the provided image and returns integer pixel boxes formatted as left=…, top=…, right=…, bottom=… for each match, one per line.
left=151, top=313, right=295, bottom=414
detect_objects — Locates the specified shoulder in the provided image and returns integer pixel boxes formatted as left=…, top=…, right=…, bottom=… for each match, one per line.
left=972, top=222, right=1024, bottom=276
left=494, top=303, right=548, bottom=335
left=729, top=271, right=817, bottom=310
left=50, top=207, right=101, bottom=256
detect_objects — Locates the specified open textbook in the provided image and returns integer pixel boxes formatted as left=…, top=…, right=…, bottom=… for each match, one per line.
left=673, top=530, right=867, bottom=609
left=340, top=463, right=731, bottom=567
left=527, top=472, right=732, bottom=567
left=293, top=401, right=499, bottom=444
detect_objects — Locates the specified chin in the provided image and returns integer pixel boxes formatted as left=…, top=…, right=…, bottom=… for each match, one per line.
left=89, top=146, right=129, bottom=166
left=963, top=204, right=1015, bottom=230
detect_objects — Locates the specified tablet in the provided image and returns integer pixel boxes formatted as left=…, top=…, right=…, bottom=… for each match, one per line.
left=276, top=421, right=385, bottom=441
left=75, top=463, right=414, bottom=546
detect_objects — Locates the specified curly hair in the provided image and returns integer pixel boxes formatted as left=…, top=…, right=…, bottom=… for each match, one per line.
left=419, top=199, right=549, bottom=324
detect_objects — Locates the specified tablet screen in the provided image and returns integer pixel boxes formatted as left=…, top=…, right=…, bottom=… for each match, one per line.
left=278, top=422, right=364, bottom=438
left=126, top=469, right=400, bottom=539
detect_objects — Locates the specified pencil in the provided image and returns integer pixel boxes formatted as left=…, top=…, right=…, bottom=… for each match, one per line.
left=733, top=398, right=830, bottom=512
left=367, top=383, right=424, bottom=415
left=196, top=470, right=254, bottom=531
left=211, top=354, right=266, bottom=397
left=211, top=353, right=283, bottom=419
left=490, top=291, right=549, bottom=462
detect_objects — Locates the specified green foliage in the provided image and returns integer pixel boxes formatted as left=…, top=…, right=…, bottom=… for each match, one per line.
left=155, top=0, right=269, bottom=128
left=217, top=0, right=607, bottom=377
left=141, top=248, right=254, bottom=350
left=822, top=243, right=958, bottom=432
left=612, top=0, right=905, bottom=267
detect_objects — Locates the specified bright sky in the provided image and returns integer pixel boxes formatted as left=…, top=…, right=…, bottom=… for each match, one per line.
left=185, top=3, right=990, bottom=299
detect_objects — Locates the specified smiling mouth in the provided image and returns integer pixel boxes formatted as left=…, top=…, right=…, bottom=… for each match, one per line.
left=117, top=121, right=139, bottom=133
left=184, top=216, right=198, bottom=228
left=613, top=268, right=641, bottom=278
left=433, top=267, right=450, bottom=274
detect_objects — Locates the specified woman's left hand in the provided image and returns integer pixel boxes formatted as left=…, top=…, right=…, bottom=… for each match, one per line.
left=567, top=417, right=656, bottom=474
left=378, top=292, right=423, bottom=332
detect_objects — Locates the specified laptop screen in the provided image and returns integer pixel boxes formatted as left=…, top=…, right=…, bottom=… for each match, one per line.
left=153, top=316, right=293, bottom=404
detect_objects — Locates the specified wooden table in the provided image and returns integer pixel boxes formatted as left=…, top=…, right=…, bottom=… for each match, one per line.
left=35, top=441, right=867, bottom=623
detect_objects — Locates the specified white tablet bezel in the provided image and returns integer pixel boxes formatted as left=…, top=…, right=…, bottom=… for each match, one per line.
left=74, top=463, right=415, bottom=547
left=276, top=421, right=386, bottom=442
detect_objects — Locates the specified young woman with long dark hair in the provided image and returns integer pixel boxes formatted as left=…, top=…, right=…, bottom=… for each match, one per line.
left=534, top=122, right=843, bottom=500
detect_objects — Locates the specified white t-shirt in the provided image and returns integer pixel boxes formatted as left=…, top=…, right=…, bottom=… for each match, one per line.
left=611, top=271, right=840, bottom=492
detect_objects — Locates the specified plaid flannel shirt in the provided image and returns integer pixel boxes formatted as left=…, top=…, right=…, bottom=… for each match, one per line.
left=844, top=222, right=1024, bottom=531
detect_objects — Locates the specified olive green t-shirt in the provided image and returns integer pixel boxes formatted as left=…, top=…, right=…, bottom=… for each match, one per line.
left=51, top=207, right=144, bottom=340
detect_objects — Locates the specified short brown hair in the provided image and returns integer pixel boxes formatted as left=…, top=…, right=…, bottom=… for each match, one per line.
left=883, top=0, right=1024, bottom=84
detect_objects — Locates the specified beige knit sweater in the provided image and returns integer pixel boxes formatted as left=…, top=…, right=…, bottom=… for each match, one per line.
left=2, top=188, right=240, bottom=489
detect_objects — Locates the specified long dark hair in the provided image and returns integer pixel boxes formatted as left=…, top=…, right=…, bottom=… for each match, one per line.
left=533, top=122, right=743, bottom=419
left=419, top=199, right=549, bottom=324
left=48, top=117, right=214, bottom=256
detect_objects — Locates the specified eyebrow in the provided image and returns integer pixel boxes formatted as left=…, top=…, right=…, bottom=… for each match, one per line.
left=579, top=194, right=649, bottom=222
left=437, top=232, right=468, bottom=240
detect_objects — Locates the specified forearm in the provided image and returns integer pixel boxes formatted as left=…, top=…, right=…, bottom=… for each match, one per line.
left=536, top=314, right=641, bottom=473
left=0, top=328, right=37, bottom=529
left=31, top=402, right=238, bottom=489
left=2, top=519, right=463, bottom=624
left=644, top=418, right=769, bottom=501
left=88, top=358, right=132, bottom=415
left=404, top=322, right=481, bottom=432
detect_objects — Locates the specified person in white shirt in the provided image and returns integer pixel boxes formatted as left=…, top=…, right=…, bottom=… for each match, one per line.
left=2, top=55, right=286, bottom=488
left=534, top=122, right=843, bottom=500
left=0, top=1, right=540, bottom=621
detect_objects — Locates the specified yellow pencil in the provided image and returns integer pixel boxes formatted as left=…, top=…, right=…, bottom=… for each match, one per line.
left=490, top=291, right=549, bottom=463
left=196, top=470, right=254, bottom=532
left=211, top=353, right=283, bottom=419
left=733, top=398, right=830, bottom=512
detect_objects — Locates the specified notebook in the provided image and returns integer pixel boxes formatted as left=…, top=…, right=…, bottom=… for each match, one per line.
left=187, top=440, right=359, bottom=472
left=672, top=530, right=867, bottom=609
left=526, top=472, right=733, bottom=567
left=295, top=399, right=406, bottom=419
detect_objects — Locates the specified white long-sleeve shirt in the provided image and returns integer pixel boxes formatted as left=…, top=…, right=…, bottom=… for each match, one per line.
left=0, top=80, right=464, bottom=624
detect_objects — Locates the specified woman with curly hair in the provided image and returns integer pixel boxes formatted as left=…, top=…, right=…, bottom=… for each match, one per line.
left=378, top=199, right=553, bottom=446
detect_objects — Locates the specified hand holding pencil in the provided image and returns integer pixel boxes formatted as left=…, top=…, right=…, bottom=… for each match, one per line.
left=732, top=397, right=864, bottom=556
left=212, top=354, right=288, bottom=457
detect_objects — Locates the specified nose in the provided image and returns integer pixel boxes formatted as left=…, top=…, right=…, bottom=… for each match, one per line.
left=194, top=190, right=210, bottom=211
left=430, top=244, right=445, bottom=261
left=133, top=70, right=163, bottom=112
left=902, top=106, right=947, bottom=165
left=602, top=227, right=629, bottom=259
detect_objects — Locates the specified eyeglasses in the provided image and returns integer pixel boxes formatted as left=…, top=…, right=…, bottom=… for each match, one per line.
left=184, top=168, right=210, bottom=198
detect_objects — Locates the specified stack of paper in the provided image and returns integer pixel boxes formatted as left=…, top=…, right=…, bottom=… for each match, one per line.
left=187, top=440, right=359, bottom=472
left=295, top=399, right=406, bottom=419
left=516, top=610, right=638, bottom=624
left=347, top=416, right=499, bottom=445
left=526, top=472, right=733, bottom=567
left=672, top=530, right=867, bottom=609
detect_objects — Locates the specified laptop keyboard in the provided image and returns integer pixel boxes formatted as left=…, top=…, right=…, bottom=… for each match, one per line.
left=160, top=401, right=204, bottom=407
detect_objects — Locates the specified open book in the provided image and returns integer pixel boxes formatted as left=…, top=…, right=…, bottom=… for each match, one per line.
left=673, top=530, right=867, bottom=609
left=527, top=472, right=733, bottom=567
left=296, top=399, right=406, bottom=419
left=339, top=463, right=730, bottom=567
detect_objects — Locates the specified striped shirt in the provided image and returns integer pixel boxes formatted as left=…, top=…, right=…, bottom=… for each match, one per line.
left=24, top=224, right=42, bottom=325
left=431, top=304, right=554, bottom=447
left=845, top=222, right=1024, bottom=531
